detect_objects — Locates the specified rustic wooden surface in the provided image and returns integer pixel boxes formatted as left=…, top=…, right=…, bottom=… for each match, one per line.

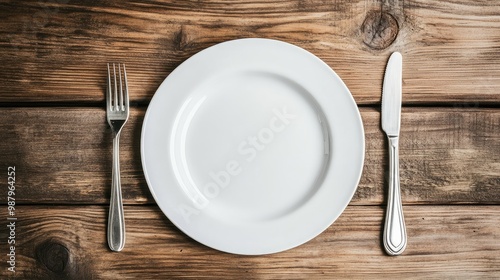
left=0, top=107, right=499, bottom=205
left=1, top=205, right=499, bottom=279
left=1, top=0, right=499, bottom=279
left=1, top=0, right=499, bottom=105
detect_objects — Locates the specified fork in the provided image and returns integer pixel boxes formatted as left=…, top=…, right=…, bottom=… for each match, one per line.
left=106, top=63, right=129, bottom=252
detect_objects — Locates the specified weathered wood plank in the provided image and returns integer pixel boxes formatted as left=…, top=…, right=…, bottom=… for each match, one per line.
left=360, top=107, right=500, bottom=204
left=0, top=0, right=499, bottom=104
left=0, top=205, right=498, bottom=279
left=0, top=107, right=151, bottom=204
left=0, top=107, right=498, bottom=205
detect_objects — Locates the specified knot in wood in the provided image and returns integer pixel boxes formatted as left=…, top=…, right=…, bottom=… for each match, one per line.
left=173, top=26, right=192, bottom=51
left=361, top=11, right=399, bottom=50
left=36, top=241, right=70, bottom=273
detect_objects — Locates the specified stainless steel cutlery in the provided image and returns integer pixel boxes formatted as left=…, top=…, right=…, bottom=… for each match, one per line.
left=106, top=63, right=129, bottom=252
left=381, top=52, right=407, bottom=255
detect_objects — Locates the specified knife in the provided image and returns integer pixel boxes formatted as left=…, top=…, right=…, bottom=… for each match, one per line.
left=381, top=52, right=407, bottom=255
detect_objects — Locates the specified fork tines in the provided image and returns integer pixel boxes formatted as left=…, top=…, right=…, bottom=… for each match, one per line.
left=107, top=63, right=129, bottom=113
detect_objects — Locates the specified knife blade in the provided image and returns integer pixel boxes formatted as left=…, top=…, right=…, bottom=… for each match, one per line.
left=382, top=52, right=402, bottom=136
left=381, top=52, right=407, bottom=256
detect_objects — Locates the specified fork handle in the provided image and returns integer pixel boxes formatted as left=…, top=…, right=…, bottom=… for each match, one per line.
left=383, top=136, right=407, bottom=255
left=108, top=132, right=125, bottom=252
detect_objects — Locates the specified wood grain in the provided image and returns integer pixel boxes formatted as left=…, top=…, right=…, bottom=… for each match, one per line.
left=1, top=1, right=499, bottom=278
left=1, top=205, right=498, bottom=279
left=0, top=107, right=498, bottom=205
left=0, top=0, right=499, bottom=104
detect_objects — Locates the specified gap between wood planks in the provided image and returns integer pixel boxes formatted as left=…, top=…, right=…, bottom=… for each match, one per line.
left=0, top=102, right=499, bottom=108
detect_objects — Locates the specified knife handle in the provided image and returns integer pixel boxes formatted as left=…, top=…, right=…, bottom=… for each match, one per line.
left=383, top=136, right=407, bottom=255
left=108, top=133, right=126, bottom=252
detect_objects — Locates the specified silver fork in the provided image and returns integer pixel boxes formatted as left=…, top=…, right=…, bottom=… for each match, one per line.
left=106, top=63, right=129, bottom=252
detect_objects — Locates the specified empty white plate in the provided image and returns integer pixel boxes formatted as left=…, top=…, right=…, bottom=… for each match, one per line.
left=141, top=38, right=364, bottom=255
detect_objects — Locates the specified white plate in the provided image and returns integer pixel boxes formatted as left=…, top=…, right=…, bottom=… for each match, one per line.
left=141, top=38, right=364, bottom=255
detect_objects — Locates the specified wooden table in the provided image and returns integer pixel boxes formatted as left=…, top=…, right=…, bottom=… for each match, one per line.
left=1, top=1, right=499, bottom=279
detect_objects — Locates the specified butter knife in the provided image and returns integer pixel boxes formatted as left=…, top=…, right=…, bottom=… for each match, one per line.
left=381, top=52, right=407, bottom=255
